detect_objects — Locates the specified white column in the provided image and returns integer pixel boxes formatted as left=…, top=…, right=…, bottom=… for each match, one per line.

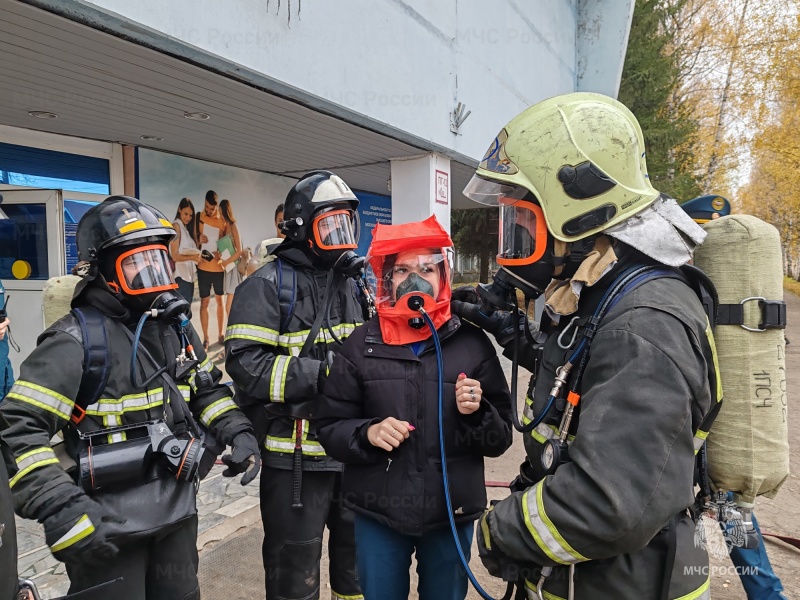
left=389, top=153, right=451, bottom=233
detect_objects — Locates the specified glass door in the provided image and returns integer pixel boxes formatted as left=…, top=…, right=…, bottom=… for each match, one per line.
left=0, top=188, right=64, bottom=361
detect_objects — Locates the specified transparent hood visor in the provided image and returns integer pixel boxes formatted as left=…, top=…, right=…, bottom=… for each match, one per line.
left=463, top=174, right=528, bottom=207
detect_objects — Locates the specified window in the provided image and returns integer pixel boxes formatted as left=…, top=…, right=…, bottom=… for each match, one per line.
left=0, top=142, right=110, bottom=194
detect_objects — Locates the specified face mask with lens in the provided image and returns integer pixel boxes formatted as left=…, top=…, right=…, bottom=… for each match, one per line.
left=477, top=198, right=559, bottom=310
left=115, top=245, right=176, bottom=295
left=311, top=209, right=359, bottom=261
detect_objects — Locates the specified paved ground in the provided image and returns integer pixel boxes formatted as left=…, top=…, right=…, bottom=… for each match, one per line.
left=14, top=291, right=800, bottom=599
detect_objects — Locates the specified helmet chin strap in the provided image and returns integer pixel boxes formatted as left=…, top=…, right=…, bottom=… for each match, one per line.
left=557, top=235, right=598, bottom=281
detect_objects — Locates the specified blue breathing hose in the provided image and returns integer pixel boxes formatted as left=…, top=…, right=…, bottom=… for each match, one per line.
left=420, top=309, right=500, bottom=600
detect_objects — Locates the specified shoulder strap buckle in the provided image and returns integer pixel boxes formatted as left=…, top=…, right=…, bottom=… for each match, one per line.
left=70, top=404, right=87, bottom=425
left=717, top=297, right=787, bottom=331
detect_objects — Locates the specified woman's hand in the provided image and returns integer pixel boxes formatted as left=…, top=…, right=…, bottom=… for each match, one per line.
left=200, top=234, right=209, bottom=243
left=455, top=372, right=482, bottom=415
left=367, top=417, right=414, bottom=451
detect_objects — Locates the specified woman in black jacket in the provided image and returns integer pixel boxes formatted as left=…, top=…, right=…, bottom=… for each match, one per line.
left=317, top=216, right=513, bottom=600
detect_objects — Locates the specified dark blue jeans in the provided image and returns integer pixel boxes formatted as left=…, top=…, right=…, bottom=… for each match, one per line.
left=728, top=502, right=788, bottom=600
left=353, top=513, right=474, bottom=600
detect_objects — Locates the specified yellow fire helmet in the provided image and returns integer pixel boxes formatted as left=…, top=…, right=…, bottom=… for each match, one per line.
left=463, top=92, right=660, bottom=243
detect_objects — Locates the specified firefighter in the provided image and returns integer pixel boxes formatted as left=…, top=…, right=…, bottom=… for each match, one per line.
left=0, top=196, right=260, bottom=600
left=454, top=93, right=720, bottom=599
left=225, top=171, right=365, bottom=600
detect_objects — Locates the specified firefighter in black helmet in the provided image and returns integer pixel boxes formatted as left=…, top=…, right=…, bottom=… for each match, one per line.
left=0, top=195, right=260, bottom=600
left=225, top=171, right=365, bottom=600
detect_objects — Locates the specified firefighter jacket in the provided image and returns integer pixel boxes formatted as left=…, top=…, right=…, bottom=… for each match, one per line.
left=1, top=461, right=18, bottom=600
left=225, top=245, right=365, bottom=471
left=0, top=285, right=253, bottom=552
left=317, top=316, right=513, bottom=535
left=483, top=255, right=721, bottom=600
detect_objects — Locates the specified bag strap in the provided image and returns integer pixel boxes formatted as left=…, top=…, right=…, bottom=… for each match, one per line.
left=298, top=269, right=335, bottom=358
left=70, top=307, right=111, bottom=424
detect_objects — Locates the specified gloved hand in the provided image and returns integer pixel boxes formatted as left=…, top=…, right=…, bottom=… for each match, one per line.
left=451, top=286, right=522, bottom=347
left=478, top=508, right=540, bottom=583
left=221, top=432, right=261, bottom=485
left=43, top=496, right=125, bottom=567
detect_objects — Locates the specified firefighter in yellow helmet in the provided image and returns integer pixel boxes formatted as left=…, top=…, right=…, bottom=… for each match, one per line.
left=454, top=93, right=721, bottom=599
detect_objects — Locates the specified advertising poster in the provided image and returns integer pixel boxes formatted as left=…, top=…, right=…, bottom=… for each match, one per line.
left=137, top=148, right=391, bottom=362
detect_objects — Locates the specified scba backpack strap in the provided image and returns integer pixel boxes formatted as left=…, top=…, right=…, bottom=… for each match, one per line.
left=275, top=257, right=297, bottom=335
left=69, top=306, right=111, bottom=425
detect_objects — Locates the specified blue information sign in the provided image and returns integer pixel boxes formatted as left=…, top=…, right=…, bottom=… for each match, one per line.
left=65, top=222, right=79, bottom=274
left=355, top=191, right=392, bottom=258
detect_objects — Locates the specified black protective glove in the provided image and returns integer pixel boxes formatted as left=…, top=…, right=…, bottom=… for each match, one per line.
left=221, top=432, right=262, bottom=485
left=451, top=285, right=522, bottom=347
left=43, top=495, right=125, bottom=567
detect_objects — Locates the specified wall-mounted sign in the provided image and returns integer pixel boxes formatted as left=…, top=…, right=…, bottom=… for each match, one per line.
left=435, top=170, right=449, bottom=205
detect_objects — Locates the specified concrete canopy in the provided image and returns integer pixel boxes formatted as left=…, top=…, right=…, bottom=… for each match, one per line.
left=0, top=0, right=479, bottom=207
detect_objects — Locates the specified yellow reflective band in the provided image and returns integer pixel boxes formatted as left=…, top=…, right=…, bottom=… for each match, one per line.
left=331, top=593, right=364, bottom=600
left=86, top=388, right=164, bottom=416
left=226, top=323, right=357, bottom=352
left=179, top=385, right=191, bottom=403
left=200, top=397, right=237, bottom=426
left=50, top=514, right=95, bottom=553
left=10, top=447, right=60, bottom=488
left=523, top=580, right=565, bottom=600
left=104, top=415, right=127, bottom=444
left=694, top=429, right=709, bottom=454
left=159, top=218, right=173, bottom=228
left=674, top=577, right=710, bottom=600
left=119, top=219, right=146, bottom=233
left=6, top=381, right=75, bottom=421
left=522, top=483, right=588, bottom=565
left=480, top=511, right=492, bottom=551
left=704, top=322, right=723, bottom=402
left=270, top=356, right=291, bottom=402
left=264, top=424, right=327, bottom=456
left=522, top=398, right=574, bottom=443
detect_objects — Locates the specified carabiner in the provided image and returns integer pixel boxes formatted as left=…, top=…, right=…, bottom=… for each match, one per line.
left=557, top=316, right=580, bottom=350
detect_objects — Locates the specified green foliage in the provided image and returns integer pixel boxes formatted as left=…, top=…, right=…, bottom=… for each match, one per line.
left=451, top=208, right=497, bottom=283
left=618, top=0, right=702, bottom=201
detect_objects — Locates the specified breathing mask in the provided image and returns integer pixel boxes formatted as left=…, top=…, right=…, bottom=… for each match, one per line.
left=469, top=191, right=561, bottom=311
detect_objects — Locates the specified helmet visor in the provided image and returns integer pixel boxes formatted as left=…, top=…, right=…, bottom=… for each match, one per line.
left=371, top=249, right=451, bottom=307
left=115, top=245, right=177, bottom=296
left=498, top=199, right=548, bottom=266
left=312, top=209, right=358, bottom=250
left=463, top=174, right=528, bottom=207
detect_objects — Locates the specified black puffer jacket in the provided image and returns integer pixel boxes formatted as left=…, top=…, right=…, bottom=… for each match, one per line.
left=316, top=316, right=513, bottom=535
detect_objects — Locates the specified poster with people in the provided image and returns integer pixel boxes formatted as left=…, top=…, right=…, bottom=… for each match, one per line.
left=137, top=148, right=390, bottom=363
